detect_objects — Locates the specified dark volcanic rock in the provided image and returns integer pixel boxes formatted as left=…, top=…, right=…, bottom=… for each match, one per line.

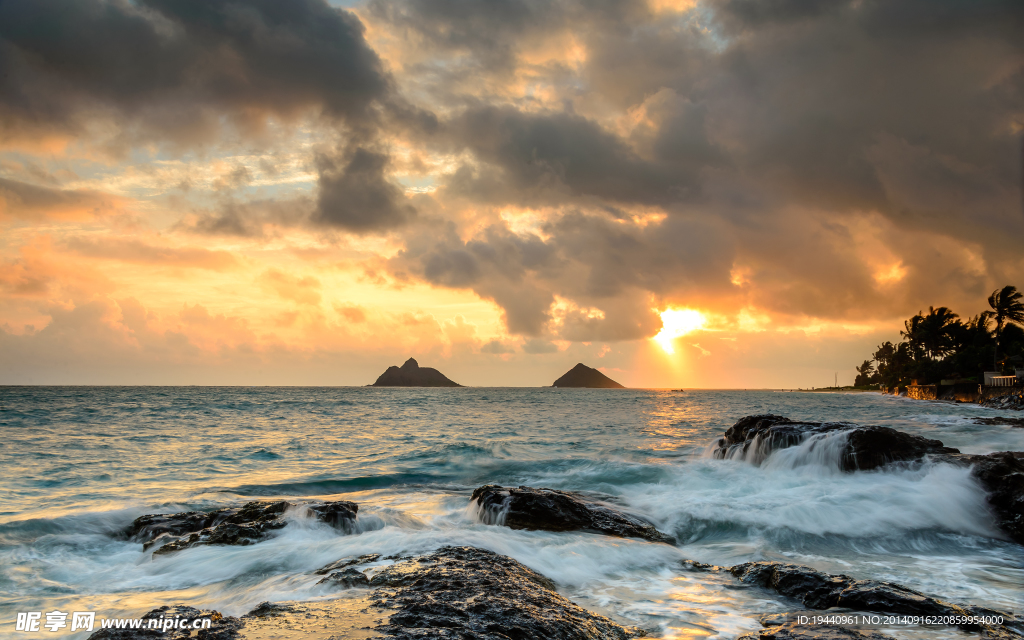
left=973, top=417, right=1024, bottom=428
left=372, top=357, right=461, bottom=387
left=552, top=363, right=626, bottom=388
left=89, top=548, right=647, bottom=639
left=122, top=500, right=358, bottom=555
left=369, top=545, right=644, bottom=639
left=950, top=451, right=1024, bottom=545
left=730, top=562, right=1020, bottom=637
left=316, top=567, right=370, bottom=588
left=731, top=562, right=964, bottom=616
left=739, top=621, right=896, bottom=640
left=712, top=414, right=960, bottom=470
left=315, top=553, right=382, bottom=575
left=714, top=416, right=1024, bottom=545
left=471, top=485, right=673, bottom=543
left=88, top=605, right=242, bottom=640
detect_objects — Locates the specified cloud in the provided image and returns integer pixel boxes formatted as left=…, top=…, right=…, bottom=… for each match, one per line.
left=0, top=0, right=393, bottom=149
left=2, top=0, right=1024, bottom=386
left=65, top=237, right=240, bottom=270
left=336, top=304, right=367, bottom=323
left=185, top=196, right=314, bottom=237
left=364, top=0, right=1024, bottom=338
left=0, top=178, right=125, bottom=220
left=313, top=147, right=416, bottom=231
left=522, top=338, right=558, bottom=354
left=481, top=339, right=516, bottom=354
left=258, top=269, right=322, bottom=305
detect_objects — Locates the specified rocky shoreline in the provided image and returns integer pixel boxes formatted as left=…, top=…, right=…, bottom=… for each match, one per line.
left=710, top=414, right=1024, bottom=544
left=88, top=545, right=1022, bottom=640
left=94, top=414, right=1023, bottom=639
left=881, top=385, right=1024, bottom=411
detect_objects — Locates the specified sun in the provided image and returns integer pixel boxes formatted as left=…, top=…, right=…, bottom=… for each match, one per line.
left=653, top=308, right=707, bottom=354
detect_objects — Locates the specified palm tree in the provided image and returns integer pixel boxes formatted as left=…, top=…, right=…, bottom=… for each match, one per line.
left=901, top=312, right=926, bottom=360
left=981, top=285, right=1024, bottom=370
left=854, top=360, right=875, bottom=386
left=918, top=306, right=960, bottom=360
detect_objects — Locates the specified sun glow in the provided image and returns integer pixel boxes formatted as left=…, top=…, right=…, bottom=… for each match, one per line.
left=653, top=309, right=707, bottom=354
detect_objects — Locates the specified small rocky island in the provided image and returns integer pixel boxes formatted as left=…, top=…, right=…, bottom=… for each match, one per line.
left=372, top=358, right=462, bottom=387
left=552, top=363, right=626, bottom=388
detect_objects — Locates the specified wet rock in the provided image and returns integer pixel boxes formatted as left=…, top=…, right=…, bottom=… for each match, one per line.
left=87, top=605, right=242, bottom=640
left=730, top=562, right=1019, bottom=636
left=973, top=417, right=1024, bottom=428
left=471, top=485, right=673, bottom=543
left=979, top=390, right=1024, bottom=411
left=681, top=559, right=725, bottom=572
left=739, top=621, right=896, bottom=640
left=731, top=562, right=962, bottom=616
left=369, top=545, right=644, bottom=639
left=949, top=451, right=1024, bottom=545
left=315, top=553, right=382, bottom=575
left=243, top=601, right=295, bottom=618
left=715, top=416, right=1023, bottom=544
left=712, top=415, right=959, bottom=470
left=317, top=567, right=371, bottom=588
left=90, top=548, right=645, bottom=639
left=121, top=500, right=358, bottom=555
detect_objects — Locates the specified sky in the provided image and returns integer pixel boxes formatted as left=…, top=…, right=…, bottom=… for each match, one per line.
left=1, top=0, right=1022, bottom=387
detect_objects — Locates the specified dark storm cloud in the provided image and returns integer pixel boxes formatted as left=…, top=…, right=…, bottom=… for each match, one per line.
left=0, top=0, right=435, bottom=232
left=313, top=148, right=416, bottom=232
left=391, top=210, right=731, bottom=339
left=367, top=0, right=558, bottom=74
left=185, top=196, right=313, bottom=238
left=447, top=106, right=704, bottom=205
left=0, top=0, right=391, bottom=144
left=0, top=177, right=122, bottom=220
left=365, top=0, right=645, bottom=76
left=362, top=0, right=1024, bottom=337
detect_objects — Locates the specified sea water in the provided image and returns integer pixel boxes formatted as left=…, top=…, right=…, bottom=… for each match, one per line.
left=1, top=387, right=1022, bottom=638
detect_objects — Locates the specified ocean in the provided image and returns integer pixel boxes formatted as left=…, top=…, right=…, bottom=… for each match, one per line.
left=1, top=387, right=1022, bottom=639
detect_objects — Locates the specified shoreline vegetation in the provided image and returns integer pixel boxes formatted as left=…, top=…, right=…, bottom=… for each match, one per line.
left=851, top=285, right=1024, bottom=391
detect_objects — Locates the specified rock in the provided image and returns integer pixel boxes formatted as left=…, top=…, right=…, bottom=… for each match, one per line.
left=711, top=415, right=959, bottom=470
left=552, top=363, right=626, bottom=388
left=738, top=621, right=896, bottom=640
left=121, top=500, right=358, bottom=555
left=471, top=485, right=673, bottom=543
left=87, top=605, right=242, bottom=640
left=729, top=562, right=1019, bottom=637
left=949, top=451, right=1024, bottom=545
left=315, top=553, right=382, bottom=575
left=243, top=601, right=293, bottom=618
left=980, top=391, right=1024, bottom=411
left=714, top=416, right=1024, bottom=545
left=89, top=547, right=645, bottom=639
left=369, top=546, right=645, bottom=639
left=973, top=417, right=1024, bottom=428
left=371, top=357, right=462, bottom=387
left=316, top=567, right=370, bottom=588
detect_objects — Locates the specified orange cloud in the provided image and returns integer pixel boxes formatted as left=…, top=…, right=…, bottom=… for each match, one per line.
left=65, top=237, right=240, bottom=270
left=258, top=269, right=322, bottom=305
left=0, top=178, right=126, bottom=221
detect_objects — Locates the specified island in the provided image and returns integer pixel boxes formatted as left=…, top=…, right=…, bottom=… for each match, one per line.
left=551, top=363, right=626, bottom=388
left=371, top=358, right=462, bottom=387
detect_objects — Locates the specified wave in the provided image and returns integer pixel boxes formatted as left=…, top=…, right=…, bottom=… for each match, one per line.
left=217, top=474, right=448, bottom=496
left=707, top=428, right=854, bottom=470
left=626, top=456, right=999, bottom=542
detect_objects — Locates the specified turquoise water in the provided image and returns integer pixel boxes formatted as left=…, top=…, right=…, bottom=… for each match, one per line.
left=1, top=388, right=1022, bottom=638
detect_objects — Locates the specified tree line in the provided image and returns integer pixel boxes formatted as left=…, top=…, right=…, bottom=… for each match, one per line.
left=854, top=285, right=1024, bottom=388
